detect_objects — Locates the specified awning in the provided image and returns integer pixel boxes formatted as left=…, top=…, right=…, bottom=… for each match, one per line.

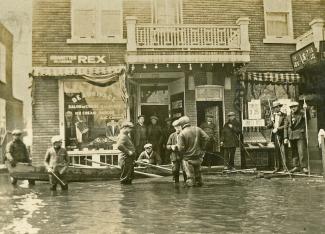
left=32, top=66, right=125, bottom=77
left=240, top=72, right=302, bottom=84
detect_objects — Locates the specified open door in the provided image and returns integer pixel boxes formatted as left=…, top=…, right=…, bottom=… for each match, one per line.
left=204, top=106, right=221, bottom=152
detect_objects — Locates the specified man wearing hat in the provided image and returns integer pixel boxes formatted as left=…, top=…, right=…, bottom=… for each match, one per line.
left=267, top=101, right=287, bottom=173
left=5, top=129, right=31, bottom=184
left=177, top=116, right=209, bottom=187
left=44, top=135, right=69, bottom=190
left=166, top=119, right=187, bottom=183
left=220, top=112, right=242, bottom=171
left=200, top=114, right=218, bottom=166
left=117, top=121, right=136, bottom=184
left=147, top=115, right=163, bottom=163
left=132, top=115, right=147, bottom=158
left=284, top=101, right=309, bottom=174
left=138, top=143, right=162, bottom=165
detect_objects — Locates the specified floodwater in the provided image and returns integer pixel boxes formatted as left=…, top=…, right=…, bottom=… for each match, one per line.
left=0, top=174, right=325, bottom=234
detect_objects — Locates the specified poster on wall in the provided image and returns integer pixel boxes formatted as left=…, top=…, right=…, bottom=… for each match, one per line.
left=170, top=92, right=184, bottom=119
left=63, top=81, right=126, bottom=151
left=248, top=99, right=261, bottom=119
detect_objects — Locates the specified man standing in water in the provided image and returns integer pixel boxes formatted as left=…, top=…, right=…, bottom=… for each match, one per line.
left=5, top=129, right=32, bottom=185
left=44, top=135, right=69, bottom=191
left=117, top=121, right=136, bottom=184
left=177, top=116, right=209, bottom=187
left=133, top=115, right=147, bottom=158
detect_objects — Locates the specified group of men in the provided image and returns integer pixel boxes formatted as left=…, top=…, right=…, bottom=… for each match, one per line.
left=268, top=100, right=309, bottom=174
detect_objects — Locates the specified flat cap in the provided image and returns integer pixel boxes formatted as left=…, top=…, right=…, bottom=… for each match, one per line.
left=137, top=115, right=145, bottom=119
left=227, top=112, right=236, bottom=116
left=172, top=119, right=181, bottom=127
left=178, top=116, right=190, bottom=125
left=144, top=143, right=153, bottom=149
left=51, top=135, right=62, bottom=144
left=150, top=115, right=158, bottom=120
left=120, top=121, right=134, bottom=129
left=12, top=129, right=22, bottom=135
left=289, top=101, right=299, bottom=107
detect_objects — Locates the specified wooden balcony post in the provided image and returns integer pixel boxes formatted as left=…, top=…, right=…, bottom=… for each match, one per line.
left=126, top=16, right=137, bottom=52
left=309, top=18, right=325, bottom=51
left=236, top=17, right=250, bottom=51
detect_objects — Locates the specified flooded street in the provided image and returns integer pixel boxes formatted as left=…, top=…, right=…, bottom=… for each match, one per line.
left=1, top=174, right=325, bottom=234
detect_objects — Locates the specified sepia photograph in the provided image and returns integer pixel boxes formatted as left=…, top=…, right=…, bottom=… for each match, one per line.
left=0, top=0, right=325, bottom=233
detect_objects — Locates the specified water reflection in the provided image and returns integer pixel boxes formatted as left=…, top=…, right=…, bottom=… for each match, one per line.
left=0, top=174, right=325, bottom=233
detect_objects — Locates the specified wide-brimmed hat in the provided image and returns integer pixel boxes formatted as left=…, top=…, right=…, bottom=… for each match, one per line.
left=144, top=143, right=153, bottom=149
left=272, top=101, right=283, bottom=108
left=51, top=135, right=62, bottom=144
left=12, top=129, right=22, bottom=135
left=227, top=112, right=236, bottom=116
left=289, top=101, right=299, bottom=107
left=150, top=115, right=158, bottom=121
left=120, top=121, right=134, bottom=129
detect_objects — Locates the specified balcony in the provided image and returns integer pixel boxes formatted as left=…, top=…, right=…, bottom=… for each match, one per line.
left=126, top=17, right=250, bottom=64
left=296, top=18, right=325, bottom=51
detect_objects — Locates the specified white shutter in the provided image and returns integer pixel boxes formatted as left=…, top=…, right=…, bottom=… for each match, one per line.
left=72, top=0, right=96, bottom=38
left=100, top=0, right=122, bottom=38
left=155, top=0, right=179, bottom=25
left=0, top=98, right=6, bottom=143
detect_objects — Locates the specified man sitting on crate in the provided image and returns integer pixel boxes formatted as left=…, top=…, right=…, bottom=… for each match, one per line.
left=5, top=129, right=32, bottom=185
left=44, top=136, right=69, bottom=191
left=267, top=101, right=288, bottom=173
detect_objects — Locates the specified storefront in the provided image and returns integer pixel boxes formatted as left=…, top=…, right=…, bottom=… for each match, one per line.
left=31, top=64, right=127, bottom=167
left=239, top=71, right=302, bottom=169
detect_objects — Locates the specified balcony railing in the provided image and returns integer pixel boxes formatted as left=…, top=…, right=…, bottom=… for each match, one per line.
left=126, top=17, right=250, bottom=52
left=135, top=24, right=240, bottom=50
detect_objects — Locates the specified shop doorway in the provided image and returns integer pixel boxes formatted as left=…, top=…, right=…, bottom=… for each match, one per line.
left=141, top=105, right=169, bottom=126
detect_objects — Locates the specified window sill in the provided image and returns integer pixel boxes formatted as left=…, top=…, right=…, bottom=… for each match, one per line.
left=263, top=37, right=296, bottom=44
left=67, top=38, right=127, bottom=44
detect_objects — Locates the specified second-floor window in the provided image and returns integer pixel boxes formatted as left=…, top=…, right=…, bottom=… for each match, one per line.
left=153, top=0, right=182, bottom=24
left=263, top=0, right=293, bottom=42
left=0, top=42, right=6, bottom=83
left=71, top=0, right=122, bottom=41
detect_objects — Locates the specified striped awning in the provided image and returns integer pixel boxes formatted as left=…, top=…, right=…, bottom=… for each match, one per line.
left=240, top=72, right=302, bottom=84
left=32, top=66, right=126, bottom=77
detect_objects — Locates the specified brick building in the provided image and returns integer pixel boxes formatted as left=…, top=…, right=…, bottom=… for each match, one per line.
left=0, top=22, right=23, bottom=145
left=32, top=0, right=325, bottom=168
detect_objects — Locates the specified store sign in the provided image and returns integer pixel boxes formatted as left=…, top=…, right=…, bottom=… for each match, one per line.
left=242, top=119, right=265, bottom=127
left=320, top=41, right=325, bottom=61
left=48, top=53, right=110, bottom=66
left=248, top=99, right=261, bottom=119
left=290, top=43, right=318, bottom=72
left=195, top=85, right=223, bottom=101
left=170, top=93, right=184, bottom=118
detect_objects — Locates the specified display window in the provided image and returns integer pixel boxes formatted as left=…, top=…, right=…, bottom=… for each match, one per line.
left=63, top=81, right=126, bottom=151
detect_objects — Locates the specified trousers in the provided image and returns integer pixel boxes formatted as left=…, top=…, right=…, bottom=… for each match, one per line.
left=223, top=147, right=236, bottom=168
left=290, top=138, right=307, bottom=168
left=171, top=159, right=187, bottom=183
left=119, top=156, right=134, bottom=184
left=182, top=158, right=203, bottom=187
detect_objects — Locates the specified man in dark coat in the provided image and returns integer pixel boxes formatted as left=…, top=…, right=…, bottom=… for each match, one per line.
left=177, top=116, right=209, bottom=187
left=166, top=119, right=187, bottom=183
left=200, top=114, right=218, bottom=166
left=138, top=143, right=162, bottom=165
left=284, top=101, right=308, bottom=174
left=44, top=135, right=69, bottom=191
left=162, top=117, right=175, bottom=165
left=5, top=129, right=31, bottom=185
left=117, top=121, right=136, bottom=184
left=133, top=115, right=147, bottom=157
left=267, top=101, right=287, bottom=173
left=220, top=112, right=241, bottom=171
left=147, top=116, right=163, bottom=163
left=105, top=117, right=120, bottom=141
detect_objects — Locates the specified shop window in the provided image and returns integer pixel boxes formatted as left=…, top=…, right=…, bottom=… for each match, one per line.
left=140, top=86, right=169, bottom=104
left=63, top=81, right=126, bottom=151
left=153, top=0, right=182, bottom=24
left=0, top=43, right=6, bottom=83
left=69, top=0, right=123, bottom=43
left=0, top=98, right=5, bottom=143
left=263, top=0, right=294, bottom=44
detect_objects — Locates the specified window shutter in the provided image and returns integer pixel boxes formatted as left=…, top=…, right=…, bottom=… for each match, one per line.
left=266, top=13, right=289, bottom=37
left=74, top=10, right=96, bottom=38
left=100, top=0, right=122, bottom=38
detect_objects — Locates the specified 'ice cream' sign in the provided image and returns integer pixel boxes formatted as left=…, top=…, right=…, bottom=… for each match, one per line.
left=48, top=53, right=110, bottom=66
